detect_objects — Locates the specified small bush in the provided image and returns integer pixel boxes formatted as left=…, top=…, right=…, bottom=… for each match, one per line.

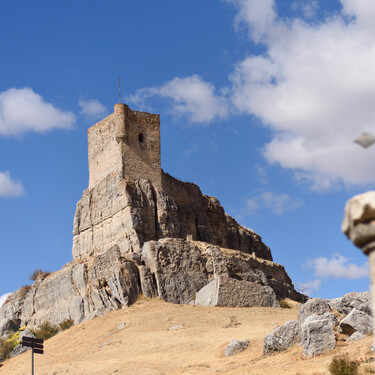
left=32, top=322, right=59, bottom=341
left=229, top=316, right=238, bottom=326
left=328, top=355, right=359, bottom=375
left=59, top=319, right=74, bottom=331
left=29, top=269, right=50, bottom=281
left=0, top=331, right=21, bottom=361
left=19, top=285, right=31, bottom=299
left=279, top=299, right=291, bottom=309
left=0, top=339, right=16, bottom=361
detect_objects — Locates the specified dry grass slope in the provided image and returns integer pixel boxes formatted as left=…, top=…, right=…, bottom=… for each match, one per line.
left=0, top=297, right=373, bottom=375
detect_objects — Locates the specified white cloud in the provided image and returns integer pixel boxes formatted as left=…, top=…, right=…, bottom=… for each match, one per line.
left=308, top=253, right=368, bottom=279
left=0, top=171, right=25, bottom=197
left=0, top=293, right=12, bottom=307
left=128, top=0, right=375, bottom=190
left=79, top=98, right=106, bottom=119
left=298, top=253, right=368, bottom=296
left=225, top=0, right=277, bottom=42
left=227, top=0, right=375, bottom=190
left=292, top=0, right=319, bottom=19
left=254, top=163, right=268, bottom=185
left=0, top=88, right=75, bottom=136
left=341, top=0, right=375, bottom=35
left=246, top=191, right=302, bottom=215
left=129, top=75, right=228, bottom=124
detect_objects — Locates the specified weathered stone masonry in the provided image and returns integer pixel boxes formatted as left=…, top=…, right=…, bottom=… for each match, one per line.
left=88, top=103, right=161, bottom=188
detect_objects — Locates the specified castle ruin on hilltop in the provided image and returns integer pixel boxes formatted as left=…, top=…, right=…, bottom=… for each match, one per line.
left=0, top=102, right=305, bottom=336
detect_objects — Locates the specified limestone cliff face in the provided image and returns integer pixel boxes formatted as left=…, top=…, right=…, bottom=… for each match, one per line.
left=1, top=240, right=303, bottom=333
left=72, top=172, right=272, bottom=261
left=0, top=171, right=305, bottom=337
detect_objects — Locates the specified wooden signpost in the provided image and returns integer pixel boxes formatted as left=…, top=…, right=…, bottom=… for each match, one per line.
left=21, top=336, right=44, bottom=375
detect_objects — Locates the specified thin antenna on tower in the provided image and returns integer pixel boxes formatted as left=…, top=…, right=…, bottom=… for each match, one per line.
left=118, top=76, right=121, bottom=103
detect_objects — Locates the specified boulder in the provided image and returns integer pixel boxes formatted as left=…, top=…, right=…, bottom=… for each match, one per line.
left=347, top=331, right=366, bottom=342
left=117, top=322, right=127, bottom=330
left=304, top=312, right=338, bottom=327
left=195, top=277, right=218, bottom=306
left=138, top=265, right=158, bottom=298
left=168, top=325, right=183, bottom=331
left=328, top=292, right=371, bottom=316
left=298, top=298, right=331, bottom=323
left=301, top=317, right=336, bottom=357
left=142, top=239, right=220, bottom=304
left=195, top=276, right=280, bottom=308
left=225, top=340, right=249, bottom=357
left=0, top=319, right=18, bottom=339
left=339, top=308, right=373, bottom=335
left=263, top=320, right=300, bottom=354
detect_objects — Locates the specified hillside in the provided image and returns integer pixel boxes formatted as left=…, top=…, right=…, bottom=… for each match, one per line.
left=0, top=297, right=373, bottom=375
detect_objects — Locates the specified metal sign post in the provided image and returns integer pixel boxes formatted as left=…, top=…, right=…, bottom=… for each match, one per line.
left=32, top=347, right=34, bottom=375
left=22, top=336, right=44, bottom=375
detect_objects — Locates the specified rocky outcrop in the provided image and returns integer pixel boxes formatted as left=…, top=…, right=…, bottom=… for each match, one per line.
left=225, top=340, right=249, bottom=356
left=0, top=247, right=140, bottom=330
left=263, top=320, right=301, bottom=354
left=1, top=239, right=303, bottom=334
left=298, top=298, right=331, bottom=323
left=328, top=292, right=371, bottom=316
left=301, top=316, right=336, bottom=357
left=0, top=171, right=305, bottom=339
left=339, top=308, right=373, bottom=336
left=0, top=319, right=18, bottom=338
left=195, top=276, right=279, bottom=308
left=263, top=293, right=372, bottom=357
left=72, top=173, right=273, bottom=260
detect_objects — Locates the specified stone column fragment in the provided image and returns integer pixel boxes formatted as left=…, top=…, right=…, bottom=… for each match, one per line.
left=342, top=191, right=375, bottom=338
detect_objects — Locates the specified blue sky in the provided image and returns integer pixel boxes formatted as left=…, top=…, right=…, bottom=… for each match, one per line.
left=1, top=0, right=374, bottom=305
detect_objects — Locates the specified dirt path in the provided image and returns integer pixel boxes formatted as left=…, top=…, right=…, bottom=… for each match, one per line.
left=0, top=297, right=373, bottom=375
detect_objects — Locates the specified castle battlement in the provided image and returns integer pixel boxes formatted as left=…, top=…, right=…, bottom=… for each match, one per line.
left=88, top=103, right=161, bottom=188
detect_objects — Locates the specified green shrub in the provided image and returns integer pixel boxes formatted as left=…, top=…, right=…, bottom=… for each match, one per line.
left=29, top=269, right=50, bottom=281
left=328, top=355, right=359, bottom=375
left=279, top=299, right=291, bottom=309
left=59, top=319, right=74, bottom=331
left=32, top=322, right=59, bottom=341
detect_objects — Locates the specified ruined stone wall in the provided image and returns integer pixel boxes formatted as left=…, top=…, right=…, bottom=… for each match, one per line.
left=122, top=110, right=161, bottom=186
left=88, top=113, right=123, bottom=189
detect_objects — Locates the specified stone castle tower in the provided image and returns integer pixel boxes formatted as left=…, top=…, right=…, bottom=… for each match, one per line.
left=88, top=103, right=161, bottom=188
